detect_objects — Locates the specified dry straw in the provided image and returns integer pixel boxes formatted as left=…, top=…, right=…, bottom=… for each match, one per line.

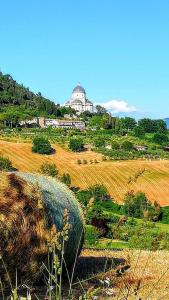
left=0, top=172, right=84, bottom=286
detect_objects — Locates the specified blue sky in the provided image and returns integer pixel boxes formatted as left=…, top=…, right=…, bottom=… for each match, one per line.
left=0, top=0, right=169, bottom=118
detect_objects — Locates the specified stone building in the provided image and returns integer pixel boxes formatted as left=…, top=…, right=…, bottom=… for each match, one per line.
left=65, top=83, right=96, bottom=113
left=20, top=117, right=85, bottom=130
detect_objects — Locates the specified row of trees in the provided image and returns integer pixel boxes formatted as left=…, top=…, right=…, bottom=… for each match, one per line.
left=81, top=112, right=167, bottom=135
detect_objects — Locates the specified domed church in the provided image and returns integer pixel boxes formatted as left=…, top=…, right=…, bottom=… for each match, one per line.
left=65, top=83, right=95, bottom=113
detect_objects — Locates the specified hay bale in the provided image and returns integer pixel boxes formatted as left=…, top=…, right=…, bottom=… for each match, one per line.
left=0, top=172, right=84, bottom=283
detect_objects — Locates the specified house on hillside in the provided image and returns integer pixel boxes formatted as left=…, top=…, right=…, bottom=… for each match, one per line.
left=19, top=117, right=85, bottom=130
left=19, top=118, right=39, bottom=127
left=164, top=146, right=169, bottom=152
left=134, top=145, right=148, bottom=151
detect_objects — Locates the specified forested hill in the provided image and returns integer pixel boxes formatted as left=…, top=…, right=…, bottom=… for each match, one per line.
left=0, top=72, right=58, bottom=114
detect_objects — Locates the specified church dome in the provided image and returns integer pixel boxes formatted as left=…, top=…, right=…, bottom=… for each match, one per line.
left=73, top=83, right=86, bottom=94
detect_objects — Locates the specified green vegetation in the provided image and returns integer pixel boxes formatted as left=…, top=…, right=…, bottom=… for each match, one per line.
left=93, top=137, right=105, bottom=148
left=121, top=140, right=134, bottom=151
left=96, top=145, right=169, bottom=160
left=69, top=138, right=84, bottom=152
left=0, top=72, right=75, bottom=128
left=138, top=118, right=167, bottom=133
left=134, top=125, right=145, bottom=138
left=152, top=132, right=168, bottom=144
left=0, top=156, right=13, bottom=171
left=77, top=183, right=169, bottom=251
left=61, top=173, right=71, bottom=186
left=123, top=191, right=161, bottom=220
left=40, top=162, right=59, bottom=177
left=32, top=136, right=53, bottom=154
left=111, top=141, right=120, bottom=149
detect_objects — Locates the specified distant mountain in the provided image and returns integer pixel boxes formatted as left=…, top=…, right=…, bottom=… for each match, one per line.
left=164, top=118, right=169, bottom=129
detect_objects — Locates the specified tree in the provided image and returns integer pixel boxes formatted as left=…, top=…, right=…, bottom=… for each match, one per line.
left=114, top=118, right=123, bottom=135
left=152, top=133, right=168, bottom=145
left=111, top=141, right=120, bottom=150
left=123, top=191, right=161, bottom=220
left=88, top=184, right=109, bottom=201
left=121, top=117, right=137, bottom=131
left=69, top=138, right=84, bottom=152
left=61, top=173, right=71, bottom=186
left=134, top=126, right=145, bottom=138
left=138, top=118, right=156, bottom=133
left=95, top=105, right=107, bottom=115
left=93, top=137, right=105, bottom=148
left=39, top=162, right=58, bottom=177
left=121, top=141, right=134, bottom=151
left=138, top=118, right=167, bottom=133
left=0, top=71, right=58, bottom=117
left=0, top=156, right=13, bottom=171
left=101, top=113, right=113, bottom=129
left=154, top=120, right=167, bottom=133
left=32, top=136, right=53, bottom=154
left=89, top=115, right=103, bottom=129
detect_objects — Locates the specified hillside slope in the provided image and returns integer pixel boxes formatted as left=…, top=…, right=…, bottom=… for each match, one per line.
left=1, top=140, right=169, bottom=205
left=0, top=72, right=57, bottom=115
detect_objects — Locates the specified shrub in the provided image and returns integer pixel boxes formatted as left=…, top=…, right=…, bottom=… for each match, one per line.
left=76, top=190, right=91, bottom=206
left=121, top=141, right=134, bottom=151
left=160, top=206, right=169, bottom=224
left=40, top=162, right=59, bottom=177
left=123, top=191, right=161, bottom=220
left=69, top=138, right=84, bottom=152
left=93, top=137, right=105, bottom=148
left=102, top=200, right=122, bottom=214
left=111, top=141, right=120, bottom=150
left=0, top=156, right=13, bottom=171
left=61, top=173, right=71, bottom=186
left=77, top=159, right=82, bottom=164
left=32, top=136, right=53, bottom=154
left=83, top=159, right=87, bottom=164
left=102, top=156, right=107, bottom=161
left=152, top=133, right=168, bottom=145
left=84, top=225, right=99, bottom=246
left=134, top=126, right=145, bottom=138
left=88, top=184, right=110, bottom=201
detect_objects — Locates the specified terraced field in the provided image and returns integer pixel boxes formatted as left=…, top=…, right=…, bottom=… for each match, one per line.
left=1, top=140, right=169, bottom=205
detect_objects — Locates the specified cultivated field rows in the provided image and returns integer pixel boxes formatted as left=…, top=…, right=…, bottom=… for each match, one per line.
left=1, top=140, right=169, bottom=205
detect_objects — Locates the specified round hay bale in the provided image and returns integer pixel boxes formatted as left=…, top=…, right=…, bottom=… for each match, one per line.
left=0, top=172, right=84, bottom=283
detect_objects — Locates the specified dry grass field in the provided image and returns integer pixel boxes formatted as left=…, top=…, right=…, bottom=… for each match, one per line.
left=1, top=140, right=169, bottom=206
left=76, top=249, right=169, bottom=299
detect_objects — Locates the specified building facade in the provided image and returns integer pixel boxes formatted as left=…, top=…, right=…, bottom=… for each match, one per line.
left=44, top=118, right=85, bottom=129
left=20, top=117, right=85, bottom=130
left=65, top=83, right=96, bottom=113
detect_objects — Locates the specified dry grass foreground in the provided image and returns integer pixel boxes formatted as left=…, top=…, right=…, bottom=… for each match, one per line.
left=1, top=140, right=169, bottom=205
left=76, top=249, right=169, bottom=299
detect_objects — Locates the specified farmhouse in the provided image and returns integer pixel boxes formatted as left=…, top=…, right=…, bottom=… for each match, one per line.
left=20, top=117, right=85, bottom=130
left=134, top=145, right=148, bottom=151
left=44, top=118, right=85, bottom=129
left=19, top=118, right=39, bottom=127
left=65, top=83, right=96, bottom=113
left=164, top=146, right=169, bottom=152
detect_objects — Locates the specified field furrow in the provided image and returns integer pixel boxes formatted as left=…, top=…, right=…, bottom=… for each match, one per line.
left=1, top=140, right=169, bottom=205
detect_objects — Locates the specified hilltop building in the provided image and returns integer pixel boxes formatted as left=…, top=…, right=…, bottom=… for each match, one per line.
left=65, top=83, right=96, bottom=113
